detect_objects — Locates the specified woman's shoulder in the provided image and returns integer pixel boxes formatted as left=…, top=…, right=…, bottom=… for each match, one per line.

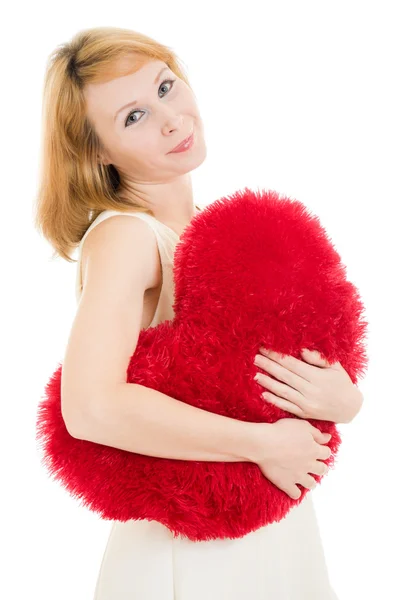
left=76, top=210, right=161, bottom=303
left=81, top=209, right=155, bottom=243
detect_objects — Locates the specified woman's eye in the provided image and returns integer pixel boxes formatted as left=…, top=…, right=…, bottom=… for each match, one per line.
left=124, top=79, right=176, bottom=127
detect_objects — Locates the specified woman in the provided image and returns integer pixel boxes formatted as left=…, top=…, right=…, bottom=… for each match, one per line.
left=35, top=26, right=339, bottom=599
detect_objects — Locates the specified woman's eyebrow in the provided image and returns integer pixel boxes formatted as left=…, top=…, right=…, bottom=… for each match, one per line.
left=113, top=67, right=170, bottom=122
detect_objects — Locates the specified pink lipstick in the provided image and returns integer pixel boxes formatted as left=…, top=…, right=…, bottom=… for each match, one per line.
left=168, top=131, right=194, bottom=154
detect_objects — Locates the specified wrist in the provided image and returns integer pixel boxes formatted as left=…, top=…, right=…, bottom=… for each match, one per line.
left=240, top=421, right=272, bottom=464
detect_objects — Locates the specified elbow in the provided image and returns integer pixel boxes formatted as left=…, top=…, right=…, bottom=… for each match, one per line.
left=61, top=393, right=100, bottom=441
left=60, top=380, right=117, bottom=441
left=61, top=399, right=87, bottom=439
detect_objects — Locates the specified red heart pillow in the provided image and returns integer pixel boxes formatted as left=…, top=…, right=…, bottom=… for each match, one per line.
left=36, top=187, right=368, bottom=541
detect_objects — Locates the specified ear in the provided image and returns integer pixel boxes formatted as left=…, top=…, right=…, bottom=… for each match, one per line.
left=97, top=147, right=112, bottom=166
left=98, top=154, right=111, bottom=166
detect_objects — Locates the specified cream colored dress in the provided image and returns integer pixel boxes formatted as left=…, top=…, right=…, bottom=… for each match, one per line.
left=75, top=208, right=339, bottom=600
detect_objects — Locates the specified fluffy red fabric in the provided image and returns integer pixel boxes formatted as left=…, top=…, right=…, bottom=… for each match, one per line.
left=36, top=188, right=368, bottom=541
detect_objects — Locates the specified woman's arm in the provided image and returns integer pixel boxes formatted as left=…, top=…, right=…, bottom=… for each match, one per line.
left=62, top=214, right=262, bottom=464
left=71, top=381, right=261, bottom=463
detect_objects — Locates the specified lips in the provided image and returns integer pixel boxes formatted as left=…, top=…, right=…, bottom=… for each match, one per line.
left=168, top=131, right=194, bottom=153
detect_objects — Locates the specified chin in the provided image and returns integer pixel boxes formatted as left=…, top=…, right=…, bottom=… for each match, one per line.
left=173, top=143, right=207, bottom=174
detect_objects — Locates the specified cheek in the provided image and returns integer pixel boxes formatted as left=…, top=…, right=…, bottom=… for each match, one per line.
left=118, top=134, right=149, bottom=160
left=126, top=138, right=164, bottom=170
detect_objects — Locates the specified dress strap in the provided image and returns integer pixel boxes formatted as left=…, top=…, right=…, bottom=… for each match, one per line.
left=75, top=205, right=202, bottom=304
left=75, top=210, right=178, bottom=304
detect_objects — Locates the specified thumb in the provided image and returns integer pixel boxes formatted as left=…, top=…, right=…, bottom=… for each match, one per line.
left=301, top=348, right=331, bottom=368
left=313, top=428, right=331, bottom=443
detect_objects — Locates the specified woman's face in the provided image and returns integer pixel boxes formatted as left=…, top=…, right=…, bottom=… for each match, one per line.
left=84, top=58, right=207, bottom=183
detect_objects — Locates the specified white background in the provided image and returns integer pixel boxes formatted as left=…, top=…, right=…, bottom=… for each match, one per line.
left=2, top=1, right=399, bottom=598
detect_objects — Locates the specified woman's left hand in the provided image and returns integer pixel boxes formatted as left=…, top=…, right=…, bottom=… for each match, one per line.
left=254, top=347, right=364, bottom=424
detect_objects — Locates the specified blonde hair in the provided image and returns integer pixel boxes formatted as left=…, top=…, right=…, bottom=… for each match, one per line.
left=34, top=26, right=199, bottom=263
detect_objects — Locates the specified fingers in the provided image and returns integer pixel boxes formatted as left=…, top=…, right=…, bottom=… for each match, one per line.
left=309, top=460, right=329, bottom=476
left=296, top=473, right=317, bottom=490
left=288, top=486, right=302, bottom=500
left=317, top=444, right=332, bottom=460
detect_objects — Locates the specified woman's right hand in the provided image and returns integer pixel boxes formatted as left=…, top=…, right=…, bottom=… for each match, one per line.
left=252, top=419, right=332, bottom=500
